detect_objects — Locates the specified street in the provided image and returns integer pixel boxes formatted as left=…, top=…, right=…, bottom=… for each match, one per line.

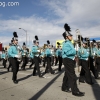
left=0, top=62, right=100, bottom=100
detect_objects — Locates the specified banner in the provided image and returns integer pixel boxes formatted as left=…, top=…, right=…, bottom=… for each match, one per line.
left=56, top=40, right=64, bottom=48
left=0, top=43, right=2, bottom=51
left=56, top=39, right=74, bottom=48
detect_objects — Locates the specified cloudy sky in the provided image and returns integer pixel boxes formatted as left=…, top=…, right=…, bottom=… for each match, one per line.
left=0, top=0, right=100, bottom=47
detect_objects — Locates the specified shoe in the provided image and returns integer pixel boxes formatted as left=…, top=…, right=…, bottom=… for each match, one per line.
left=33, top=74, right=36, bottom=76
left=13, top=80, right=18, bottom=84
left=22, top=68, right=26, bottom=71
left=95, top=77, right=100, bottom=80
left=39, top=74, right=44, bottom=78
left=51, top=72, right=55, bottom=74
left=87, top=82, right=94, bottom=85
left=79, top=91, right=85, bottom=95
left=79, top=80, right=85, bottom=83
left=72, top=91, right=85, bottom=96
left=45, top=71, right=49, bottom=74
left=29, top=66, right=32, bottom=68
left=62, top=89, right=71, bottom=93
left=58, top=69, right=62, bottom=72
left=39, top=76, right=44, bottom=78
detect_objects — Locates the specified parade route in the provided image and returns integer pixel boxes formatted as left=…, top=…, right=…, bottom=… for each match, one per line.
left=0, top=63, right=100, bottom=100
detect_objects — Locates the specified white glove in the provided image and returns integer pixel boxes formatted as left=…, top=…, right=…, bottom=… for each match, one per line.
left=87, top=52, right=89, bottom=54
left=17, top=45, right=21, bottom=49
left=15, top=55, right=20, bottom=58
left=37, top=50, right=40, bottom=52
left=93, top=52, right=95, bottom=55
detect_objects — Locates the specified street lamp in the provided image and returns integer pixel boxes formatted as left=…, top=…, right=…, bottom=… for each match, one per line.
left=19, top=28, right=27, bottom=46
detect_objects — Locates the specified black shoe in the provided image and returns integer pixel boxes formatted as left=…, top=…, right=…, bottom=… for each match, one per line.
left=72, top=91, right=85, bottom=96
left=29, top=66, right=32, bottom=68
left=79, top=91, right=85, bottom=95
left=51, top=71, right=55, bottom=74
left=33, top=74, right=36, bottom=76
left=45, top=71, right=49, bottom=74
left=13, top=80, right=18, bottom=84
left=62, top=89, right=71, bottom=93
left=22, top=68, right=26, bottom=71
left=58, top=69, right=62, bottom=72
left=87, top=82, right=94, bottom=85
left=79, top=80, right=85, bottom=83
left=39, top=75, right=44, bottom=78
left=95, top=77, right=100, bottom=80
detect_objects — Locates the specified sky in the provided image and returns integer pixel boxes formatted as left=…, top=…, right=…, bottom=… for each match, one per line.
left=0, top=0, right=100, bottom=48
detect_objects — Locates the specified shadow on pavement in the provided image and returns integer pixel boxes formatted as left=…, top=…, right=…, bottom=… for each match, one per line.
left=0, top=67, right=5, bottom=69
left=29, top=70, right=64, bottom=100
left=91, top=77, right=100, bottom=100
left=18, top=74, right=33, bottom=82
left=0, top=71, right=8, bottom=75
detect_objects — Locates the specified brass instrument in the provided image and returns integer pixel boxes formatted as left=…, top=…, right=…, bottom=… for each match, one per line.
left=22, top=49, right=28, bottom=57
left=17, top=45, right=22, bottom=62
left=3, top=51, right=7, bottom=60
left=81, top=49, right=84, bottom=54
left=75, top=29, right=81, bottom=72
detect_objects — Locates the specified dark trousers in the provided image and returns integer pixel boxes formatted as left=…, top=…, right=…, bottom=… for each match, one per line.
left=21, top=57, right=27, bottom=69
left=79, top=59, right=86, bottom=82
left=10, top=57, right=19, bottom=81
left=62, top=58, right=79, bottom=94
left=96, top=57, right=100, bottom=73
left=8, top=58, right=12, bottom=70
left=43, top=57, right=47, bottom=67
left=51, top=56, right=54, bottom=66
left=79, top=59, right=92, bottom=84
left=29, top=58, right=34, bottom=68
left=33, top=56, right=41, bottom=77
left=45, top=57, right=54, bottom=74
left=3, top=59, right=7, bottom=68
left=62, top=71, right=70, bottom=90
left=55, top=57, right=58, bottom=65
left=58, top=56, right=62, bottom=71
left=89, top=57, right=98, bottom=78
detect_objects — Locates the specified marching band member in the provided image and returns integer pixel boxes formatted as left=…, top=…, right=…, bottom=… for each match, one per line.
left=31, top=36, right=42, bottom=77
left=29, top=51, right=34, bottom=68
left=21, top=42, right=28, bottom=70
left=51, top=45, right=55, bottom=66
left=8, top=32, right=20, bottom=84
left=40, top=48, right=45, bottom=67
left=44, top=40, right=55, bottom=74
left=55, top=49, right=58, bottom=66
left=56, top=42, right=62, bottom=71
left=91, top=42, right=100, bottom=78
left=61, top=23, right=85, bottom=96
left=1, top=48, right=7, bottom=68
left=78, top=40, right=94, bottom=85
left=96, top=43, right=100, bottom=74
left=42, top=46, right=47, bottom=67
left=7, top=40, right=13, bottom=72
